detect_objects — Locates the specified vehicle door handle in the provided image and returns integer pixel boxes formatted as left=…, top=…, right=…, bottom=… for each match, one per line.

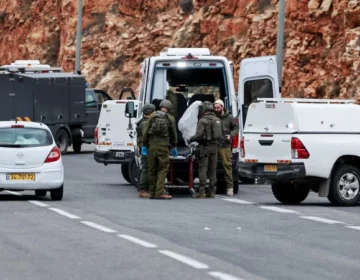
left=258, top=140, right=273, bottom=146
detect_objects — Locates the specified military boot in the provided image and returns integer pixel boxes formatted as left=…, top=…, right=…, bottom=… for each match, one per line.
left=195, top=193, right=206, bottom=199
left=206, top=192, right=215, bottom=198
left=138, top=190, right=150, bottom=198
left=154, top=193, right=172, bottom=199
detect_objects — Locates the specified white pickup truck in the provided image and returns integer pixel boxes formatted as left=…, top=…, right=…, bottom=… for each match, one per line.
left=239, top=98, right=360, bottom=206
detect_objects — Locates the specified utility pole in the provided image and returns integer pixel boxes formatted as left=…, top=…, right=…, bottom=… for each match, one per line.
left=75, top=0, right=82, bottom=75
left=276, top=0, right=286, bottom=93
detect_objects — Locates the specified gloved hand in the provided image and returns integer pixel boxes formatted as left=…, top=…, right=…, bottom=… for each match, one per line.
left=141, top=146, right=148, bottom=156
left=170, top=147, right=178, bottom=157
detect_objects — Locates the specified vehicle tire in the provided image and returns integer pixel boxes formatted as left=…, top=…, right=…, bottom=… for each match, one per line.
left=50, top=185, right=63, bottom=201
left=327, top=164, right=360, bottom=206
left=55, top=129, right=69, bottom=155
left=35, top=190, right=47, bottom=197
left=121, top=163, right=131, bottom=184
left=233, top=180, right=239, bottom=194
left=271, top=182, right=309, bottom=204
left=128, top=157, right=139, bottom=188
left=216, top=182, right=227, bottom=194
left=239, top=175, right=255, bottom=184
left=73, top=142, right=82, bottom=153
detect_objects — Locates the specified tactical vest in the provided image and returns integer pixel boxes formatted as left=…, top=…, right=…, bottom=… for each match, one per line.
left=149, top=111, right=170, bottom=137
left=203, top=114, right=222, bottom=142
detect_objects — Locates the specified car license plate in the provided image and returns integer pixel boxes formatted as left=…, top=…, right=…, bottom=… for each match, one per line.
left=6, top=174, right=35, bottom=181
left=113, top=152, right=125, bottom=158
left=264, top=165, right=277, bottom=172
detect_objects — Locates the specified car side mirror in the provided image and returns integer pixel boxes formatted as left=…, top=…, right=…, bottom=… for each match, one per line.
left=125, top=102, right=135, bottom=118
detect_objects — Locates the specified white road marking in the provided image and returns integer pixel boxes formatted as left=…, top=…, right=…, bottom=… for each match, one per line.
left=49, top=208, right=80, bottom=219
left=117, top=234, right=157, bottom=248
left=346, top=226, right=360, bottom=231
left=300, top=216, right=345, bottom=224
left=221, top=198, right=255, bottom=205
left=259, top=206, right=299, bottom=214
left=208, top=271, right=244, bottom=280
left=5, top=191, right=22, bottom=196
left=28, top=200, right=50, bottom=207
left=158, top=250, right=209, bottom=269
left=81, top=221, right=117, bottom=233
left=204, top=227, right=211, bottom=230
left=236, top=227, right=242, bottom=230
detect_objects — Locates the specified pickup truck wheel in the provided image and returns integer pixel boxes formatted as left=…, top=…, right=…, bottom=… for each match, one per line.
left=121, top=163, right=131, bottom=184
left=328, top=164, right=360, bottom=206
left=271, top=183, right=309, bottom=204
left=55, top=129, right=69, bottom=155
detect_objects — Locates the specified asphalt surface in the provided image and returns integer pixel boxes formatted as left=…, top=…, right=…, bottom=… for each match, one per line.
left=1, top=144, right=360, bottom=280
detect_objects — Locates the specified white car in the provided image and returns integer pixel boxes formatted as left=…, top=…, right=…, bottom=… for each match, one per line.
left=0, top=121, right=64, bottom=200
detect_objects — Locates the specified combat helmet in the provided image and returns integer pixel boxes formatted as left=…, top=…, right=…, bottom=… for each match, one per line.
left=142, top=103, right=156, bottom=115
left=198, top=101, right=214, bottom=115
left=159, top=99, right=173, bottom=110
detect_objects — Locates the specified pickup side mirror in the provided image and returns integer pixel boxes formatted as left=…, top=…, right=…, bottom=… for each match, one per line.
left=125, top=101, right=136, bottom=118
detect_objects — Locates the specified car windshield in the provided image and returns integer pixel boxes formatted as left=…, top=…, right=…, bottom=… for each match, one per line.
left=0, top=127, right=53, bottom=148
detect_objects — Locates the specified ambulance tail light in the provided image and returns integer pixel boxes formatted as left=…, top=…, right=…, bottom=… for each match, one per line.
left=240, top=137, right=245, bottom=158
left=231, top=119, right=240, bottom=149
left=94, top=127, right=99, bottom=145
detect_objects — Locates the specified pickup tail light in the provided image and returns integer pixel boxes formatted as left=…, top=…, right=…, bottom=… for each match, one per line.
left=45, top=146, right=61, bottom=163
left=291, top=137, right=309, bottom=159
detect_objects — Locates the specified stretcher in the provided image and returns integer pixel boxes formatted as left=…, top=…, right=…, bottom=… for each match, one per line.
left=166, top=145, right=198, bottom=197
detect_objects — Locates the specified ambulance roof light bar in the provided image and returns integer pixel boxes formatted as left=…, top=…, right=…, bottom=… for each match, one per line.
left=160, top=48, right=211, bottom=57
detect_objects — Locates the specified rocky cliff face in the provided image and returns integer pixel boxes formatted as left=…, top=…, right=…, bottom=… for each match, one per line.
left=0, top=0, right=359, bottom=99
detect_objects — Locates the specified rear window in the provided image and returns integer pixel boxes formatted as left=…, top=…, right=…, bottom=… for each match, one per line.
left=0, top=127, right=53, bottom=148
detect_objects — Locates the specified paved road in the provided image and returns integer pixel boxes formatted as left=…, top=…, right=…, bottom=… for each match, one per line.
left=1, top=144, right=360, bottom=280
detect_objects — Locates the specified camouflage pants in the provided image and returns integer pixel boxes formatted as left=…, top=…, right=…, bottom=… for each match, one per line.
left=139, top=155, right=149, bottom=191
left=198, top=145, right=218, bottom=195
left=219, top=147, right=233, bottom=190
left=148, top=144, right=169, bottom=196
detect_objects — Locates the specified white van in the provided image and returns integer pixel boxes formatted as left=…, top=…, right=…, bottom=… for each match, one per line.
left=95, top=48, right=281, bottom=192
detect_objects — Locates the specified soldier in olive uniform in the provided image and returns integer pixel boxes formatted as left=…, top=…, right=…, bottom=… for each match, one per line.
left=136, top=103, right=156, bottom=198
left=188, top=101, right=222, bottom=198
left=142, top=100, right=178, bottom=199
left=214, top=99, right=239, bottom=196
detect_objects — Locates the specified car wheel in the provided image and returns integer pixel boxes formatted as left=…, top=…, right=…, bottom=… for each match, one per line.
left=73, top=142, right=82, bottom=153
left=55, top=129, right=69, bottom=155
left=271, top=182, right=309, bottom=204
left=328, top=164, right=360, bottom=206
left=35, top=190, right=47, bottom=197
left=121, top=163, right=131, bottom=184
left=50, top=185, right=63, bottom=201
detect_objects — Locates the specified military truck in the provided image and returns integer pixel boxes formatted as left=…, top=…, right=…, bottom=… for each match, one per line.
left=0, top=60, right=112, bottom=154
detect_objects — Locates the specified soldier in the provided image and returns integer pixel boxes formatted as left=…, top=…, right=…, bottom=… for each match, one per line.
left=142, top=100, right=178, bottom=199
left=136, top=103, right=156, bottom=198
left=214, top=99, right=239, bottom=196
left=188, top=101, right=222, bottom=198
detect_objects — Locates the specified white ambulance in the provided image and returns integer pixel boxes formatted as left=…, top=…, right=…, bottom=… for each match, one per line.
left=94, top=48, right=281, bottom=193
